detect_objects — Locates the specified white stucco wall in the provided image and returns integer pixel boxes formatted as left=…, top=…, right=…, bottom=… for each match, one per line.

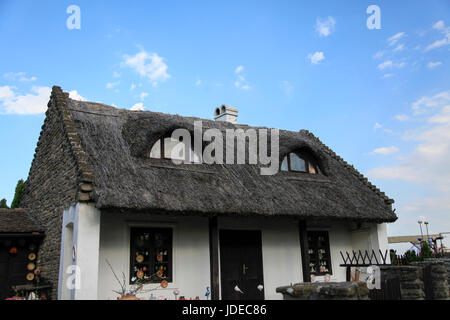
left=58, top=203, right=101, bottom=300
left=60, top=206, right=391, bottom=300
left=97, top=213, right=211, bottom=300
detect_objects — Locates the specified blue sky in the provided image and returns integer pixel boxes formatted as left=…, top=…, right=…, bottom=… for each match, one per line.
left=1, top=0, right=449, bottom=252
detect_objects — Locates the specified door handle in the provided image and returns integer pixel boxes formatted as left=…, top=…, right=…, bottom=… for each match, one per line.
left=243, top=264, right=249, bottom=275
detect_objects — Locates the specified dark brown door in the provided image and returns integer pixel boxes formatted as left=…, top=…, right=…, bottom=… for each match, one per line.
left=219, top=230, right=264, bottom=300
left=0, top=243, right=29, bottom=299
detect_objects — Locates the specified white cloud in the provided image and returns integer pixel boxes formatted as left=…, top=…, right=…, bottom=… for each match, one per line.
left=130, top=102, right=145, bottom=111
left=68, top=90, right=86, bottom=101
left=387, top=32, right=406, bottom=46
left=113, top=71, right=121, bottom=78
left=370, top=146, right=399, bottom=155
left=123, top=50, right=170, bottom=84
left=315, top=16, right=336, bottom=37
left=308, top=51, right=325, bottom=64
left=3, top=72, right=37, bottom=82
left=393, top=44, right=405, bottom=52
left=0, top=86, right=15, bottom=100
left=425, top=20, right=450, bottom=51
left=234, top=67, right=251, bottom=90
left=369, top=89, right=450, bottom=194
left=427, top=61, right=442, bottom=69
left=139, top=92, right=148, bottom=100
left=433, top=20, right=445, bottom=30
left=395, top=114, right=410, bottom=121
left=412, top=90, right=450, bottom=114
left=373, top=51, right=385, bottom=59
left=0, top=86, right=86, bottom=114
left=130, top=83, right=136, bottom=91
left=235, top=65, right=244, bottom=74
left=280, top=81, right=294, bottom=97
left=425, top=38, right=449, bottom=51
left=377, top=60, right=406, bottom=70
left=374, top=122, right=382, bottom=130
left=106, top=81, right=119, bottom=89
left=0, top=86, right=51, bottom=114
left=381, top=73, right=394, bottom=79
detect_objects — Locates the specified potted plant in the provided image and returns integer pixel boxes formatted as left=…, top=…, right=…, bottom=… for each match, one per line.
left=106, top=260, right=175, bottom=300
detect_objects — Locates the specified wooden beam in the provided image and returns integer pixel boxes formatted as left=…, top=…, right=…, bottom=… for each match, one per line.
left=388, top=234, right=443, bottom=243
left=209, top=216, right=220, bottom=300
left=298, top=220, right=311, bottom=283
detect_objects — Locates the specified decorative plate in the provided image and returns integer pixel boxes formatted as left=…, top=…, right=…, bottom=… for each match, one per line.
left=27, top=262, right=36, bottom=271
left=137, top=270, right=144, bottom=279
left=156, top=253, right=163, bottom=262
left=136, top=255, right=144, bottom=263
left=160, top=280, right=168, bottom=288
left=28, top=253, right=36, bottom=261
left=26, top=273, right=35, bottom=281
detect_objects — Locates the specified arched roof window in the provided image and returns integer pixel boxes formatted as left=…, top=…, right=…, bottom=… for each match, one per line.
left=149, top=135, right=201, bottom=163
left=281, top=151, right=320, bottom=174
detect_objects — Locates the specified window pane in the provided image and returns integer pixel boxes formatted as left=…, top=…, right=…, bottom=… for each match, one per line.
left=130, top=228, right=172, bottom=284
left=289, top=153, right=306, bottom=171
left=307, top=231, right=332, bottom=275
left=149, top=140, right=161, bottom=158
left=164, top=137, right=185, bottom=160
left=308, top=163, right=317, bottom=174
left=281, top=156, right=288, bottom=171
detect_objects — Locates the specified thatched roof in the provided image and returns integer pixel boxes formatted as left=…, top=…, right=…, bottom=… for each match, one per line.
left=0, top=209, right=44, bottom=233
left=50, top=86, right=396, bottom=223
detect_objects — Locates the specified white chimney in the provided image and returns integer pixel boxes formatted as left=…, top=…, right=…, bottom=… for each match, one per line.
left=214, top=105, right=238, bottom=124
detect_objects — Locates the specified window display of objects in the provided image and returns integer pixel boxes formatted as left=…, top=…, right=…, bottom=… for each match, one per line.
left=129, top=227, right=172, bottom=284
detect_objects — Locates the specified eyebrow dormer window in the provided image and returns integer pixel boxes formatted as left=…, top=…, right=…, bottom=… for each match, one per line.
left=149, top=136, right=201, bottom=163
left=281, top=151, right=319, bottom=174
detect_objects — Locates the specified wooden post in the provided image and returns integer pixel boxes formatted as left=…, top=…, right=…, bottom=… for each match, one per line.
left=298, top=220, right=311, bottom=283
left=209, top=216, right=220, bottom=300
left=346, top=266, right=351, bottom=282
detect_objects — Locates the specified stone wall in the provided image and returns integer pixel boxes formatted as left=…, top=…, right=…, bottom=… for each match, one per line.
left=20, top=87, right=83, bottom=299
left=412, top=260, right=449, bottom=300
left=276, top=282, right=369, bottom=300
left=379, top=265, right=425, bottom=300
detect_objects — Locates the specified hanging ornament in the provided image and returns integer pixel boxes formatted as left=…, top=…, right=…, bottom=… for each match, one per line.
left=160, top=280, right=168, bottom=288
left=26, top=273, right=35, bottom=281
left=136, top=254, right=144, bottom=263
left=28, top=253, right=36, bottom=261
left=9, top=247, right=18, bottom=254
left=27, top=263, right=36, bottom=271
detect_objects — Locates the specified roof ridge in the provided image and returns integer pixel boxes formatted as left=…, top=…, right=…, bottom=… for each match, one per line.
left=51, top=86, right=95, bottom=202
left=299, top=129, right=394, bottom=205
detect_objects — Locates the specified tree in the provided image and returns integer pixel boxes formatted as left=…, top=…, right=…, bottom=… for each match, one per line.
left=420, top=241, right=433, bottom=259
left=11, top=179, right=25, bottom=209
left=0, top=198, right=8, bottom=209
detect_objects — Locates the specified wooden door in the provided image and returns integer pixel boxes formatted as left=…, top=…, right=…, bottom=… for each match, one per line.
left=219, top=230, right=264, bottom=300
left=0, top=244, right=29, bottom=299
